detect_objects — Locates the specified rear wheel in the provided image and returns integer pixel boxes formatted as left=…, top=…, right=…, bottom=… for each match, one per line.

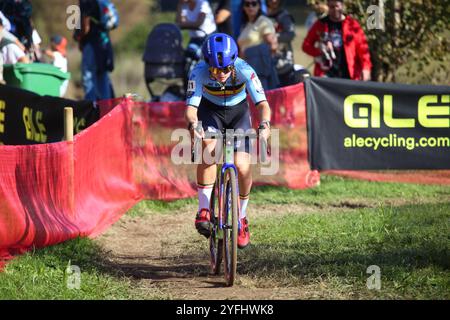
left=222, top=168, right=238, bottom=286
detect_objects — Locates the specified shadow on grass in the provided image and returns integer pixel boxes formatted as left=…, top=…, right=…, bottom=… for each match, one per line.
left=13, top=202, right=447, bottom=297
left=27, top=238, right=210, bottom=282
left=20, top=237, right=118, bottom=276
left=234, top=203, right=450, bottom=297
left=100, top=203, right=450, bottom=295
left=96, top=253, right=231, bottom=288
left=238, top=243, right=450, bottom=278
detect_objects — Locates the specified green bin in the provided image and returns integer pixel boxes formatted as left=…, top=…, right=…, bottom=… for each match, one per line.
left=3, top=63, right=71, bottom=97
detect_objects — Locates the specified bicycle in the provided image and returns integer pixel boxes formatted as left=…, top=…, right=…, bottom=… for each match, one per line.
left=192, top=127, right=267, bottom=286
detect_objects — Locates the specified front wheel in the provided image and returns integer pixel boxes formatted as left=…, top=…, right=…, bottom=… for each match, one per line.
left=209, top=182, right=222, bottom=275
left=222, top=168, right=238, bottom=286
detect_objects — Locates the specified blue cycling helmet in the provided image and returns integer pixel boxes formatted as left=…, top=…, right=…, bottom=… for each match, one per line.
left=202, top=33, right=238, bottom=68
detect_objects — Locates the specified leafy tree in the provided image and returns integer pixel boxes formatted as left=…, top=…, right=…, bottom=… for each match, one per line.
left=308, top=0, right=449, bottom=83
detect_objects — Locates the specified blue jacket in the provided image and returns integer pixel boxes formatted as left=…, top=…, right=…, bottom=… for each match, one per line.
left=244, top=43, right=279, bottom=90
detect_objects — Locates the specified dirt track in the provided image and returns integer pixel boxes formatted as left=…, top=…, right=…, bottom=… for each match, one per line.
left=95, top=195, right=445, bottom=300
left=95, top=203, right=319, bottom=300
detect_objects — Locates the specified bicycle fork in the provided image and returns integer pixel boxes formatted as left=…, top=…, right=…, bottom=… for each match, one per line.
left=217, top=136, right=240, bottom=239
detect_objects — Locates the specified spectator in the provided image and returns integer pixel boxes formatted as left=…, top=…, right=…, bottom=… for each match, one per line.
left=0, top=18, right=29, bottom=64
left=0, top=10, right=11, bottom=31
left=30, top=26, right=42, bottom=61
left=75, top=0, right=115, bottom=101
left=44, top=35, right=68, bottom=97
left=231, top=0, right=268, bottom=38
left=0, top=0, right=33, bottom=51
left=302, top=0, right=372, bottom=81
left=0, top=52, right=4, bottom=84
left=304, top=1, right=328, bottom=31
left=237, top=0, right=277, bottom=57
left=0, top=13, right=25, bottom=50
left=214, top=0, right=233, bottom=36
left=267, top=0, right=300, bottom=86
left=176, top=0, right=217, bottom=49
left=238, top=0, right=278, bottom=89
left=231, top=0, right=242, bottom=38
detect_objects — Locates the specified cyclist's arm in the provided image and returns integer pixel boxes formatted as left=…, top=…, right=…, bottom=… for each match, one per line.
left=185, top=105, right=199, bottom=128
left=185, top=65, right=204, bottom=127
left=240, top=59, right=268, bottom=107
left=256, top=100, right=271, bottom=125
left=255, top=100, right=271, bottom=141
left=239, top=60, right=272, bottom=131
left=185, top=105, right=204, bottom=140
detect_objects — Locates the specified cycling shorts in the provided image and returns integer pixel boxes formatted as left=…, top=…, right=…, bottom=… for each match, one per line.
left=197, top=98, right=252, bottom=153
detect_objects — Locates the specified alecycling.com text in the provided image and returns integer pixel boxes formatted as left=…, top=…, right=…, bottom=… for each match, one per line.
left=344, top=133, right=450, bottom=151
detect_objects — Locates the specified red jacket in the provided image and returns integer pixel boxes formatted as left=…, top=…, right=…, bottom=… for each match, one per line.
left=302, top=15, right=372, bottom=80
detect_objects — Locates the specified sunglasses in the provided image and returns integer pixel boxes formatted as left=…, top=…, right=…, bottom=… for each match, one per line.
left=244, top=1, right=259, bottom=8
left=209, top=66, right=234, bottom=75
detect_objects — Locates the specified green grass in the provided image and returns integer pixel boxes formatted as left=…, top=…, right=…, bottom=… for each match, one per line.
left=128, top=175, right=450, bottom=299
left=127, top=197, right=196, bottom=217
left=0, top=238, right=141, bottom=300
left=239, top=202, right=450, bottom=299
left=251, top=175, right=450, bottom=206
left=129, top=174, right=450, bottom=212
left=1, top=175, right=448, bottom=299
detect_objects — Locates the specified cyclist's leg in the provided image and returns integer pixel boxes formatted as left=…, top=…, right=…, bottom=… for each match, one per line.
left=197, top=100, right=225, bottom=205
left=195, top=100, right=225, bottom=236
left=235, top=151, right=251, bottom=219
left=235, top=149, right=252, bottom=248
left=197, top=137, right=217, bottom=211
left=197, top=108, right=222, bottom=211
left=228, top=100, right=253, bottom=220
left=227, top=100, right=252, bottom=248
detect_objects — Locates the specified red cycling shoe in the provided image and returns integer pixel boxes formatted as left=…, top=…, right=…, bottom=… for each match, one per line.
left=238, top=217, right=250, bottom=249
left=195, top=208, right=212, bottom=238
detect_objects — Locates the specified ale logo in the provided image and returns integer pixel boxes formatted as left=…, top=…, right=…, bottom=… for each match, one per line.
left=344, top=94, right=449, bottom=128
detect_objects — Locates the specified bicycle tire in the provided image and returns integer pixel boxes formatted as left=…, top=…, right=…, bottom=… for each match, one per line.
left=209, top=182, right=223, bottom=275
left=222, top=168, right=238, bottom=287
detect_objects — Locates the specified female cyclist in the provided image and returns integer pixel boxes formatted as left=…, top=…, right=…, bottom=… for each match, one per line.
left=185, top=33, right=271, bottom=249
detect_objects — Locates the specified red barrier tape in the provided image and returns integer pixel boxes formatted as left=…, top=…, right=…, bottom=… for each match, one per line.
left=0, top=83, right=318, bottom=268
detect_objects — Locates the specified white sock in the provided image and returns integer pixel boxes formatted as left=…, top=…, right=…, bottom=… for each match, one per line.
left=239, top=196, right=249, bottom=219
left=198, top=184, right=214, bottom=211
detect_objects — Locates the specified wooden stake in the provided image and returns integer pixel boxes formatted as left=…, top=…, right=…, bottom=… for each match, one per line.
left=64, top=107, right=73, bottom=142
left=64, top=107, right=75, bottom=215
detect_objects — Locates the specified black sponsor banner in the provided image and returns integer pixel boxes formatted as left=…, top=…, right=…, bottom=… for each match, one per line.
left=305, top=77, right=450, bottom=170
left=0, top=85, right=99, bottom=145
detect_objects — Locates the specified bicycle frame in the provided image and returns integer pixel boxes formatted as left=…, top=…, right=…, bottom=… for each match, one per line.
left=194, top=127, right=266, bottom=284
left=216, top=134, right=239, bottom=238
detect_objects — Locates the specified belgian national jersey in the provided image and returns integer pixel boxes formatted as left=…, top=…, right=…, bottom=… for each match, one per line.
left=186, top=57, right=267, bottom=108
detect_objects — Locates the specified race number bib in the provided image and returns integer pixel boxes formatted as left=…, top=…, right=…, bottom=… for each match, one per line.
left=187, top=80, right=196, bottom=92
left=187, top=80, right=196, bottom=98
